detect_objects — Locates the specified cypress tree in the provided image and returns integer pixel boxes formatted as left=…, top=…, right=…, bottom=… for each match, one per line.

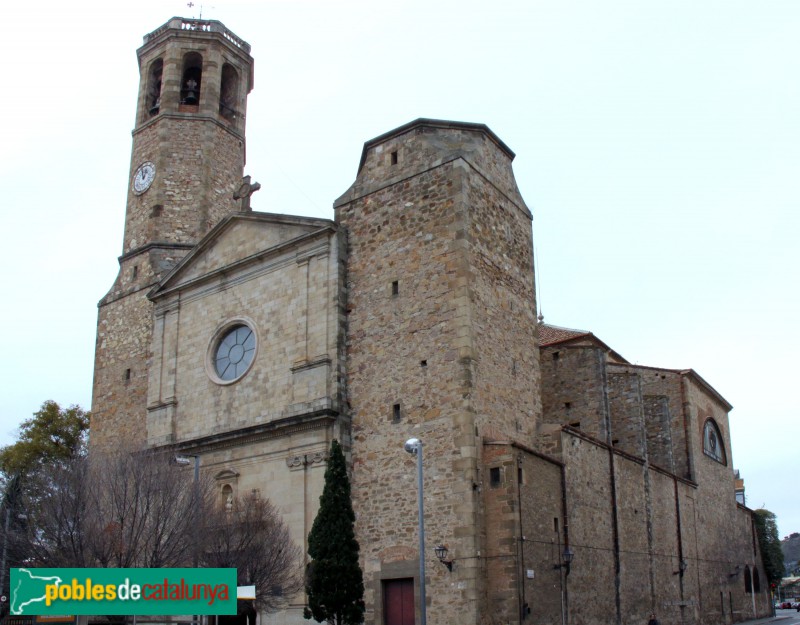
left=304, top=439, right=365, bottom=625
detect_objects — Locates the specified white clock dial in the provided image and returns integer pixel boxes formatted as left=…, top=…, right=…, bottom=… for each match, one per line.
left=133, top=161, right=156, bottom=194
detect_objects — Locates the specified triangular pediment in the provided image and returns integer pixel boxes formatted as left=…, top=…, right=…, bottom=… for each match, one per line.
left=214, top=469, right=240, bottom=481
left=150, top=211, right=336, bottom=299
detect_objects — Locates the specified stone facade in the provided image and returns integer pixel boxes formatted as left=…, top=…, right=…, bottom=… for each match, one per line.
left=333, top=120, right=540, bottom=625
left=92, top=17, right=253, bottom=451
left=90, top=18, right=771, bottom=625
left=535, top=328, right=770, bottom=625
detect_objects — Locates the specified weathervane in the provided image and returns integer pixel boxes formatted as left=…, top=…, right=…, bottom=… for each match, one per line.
left=186, top=2, right=214, bottom=19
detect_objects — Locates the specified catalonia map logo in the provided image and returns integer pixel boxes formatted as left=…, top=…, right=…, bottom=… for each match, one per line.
left=10, top=568, right=237, bottom=616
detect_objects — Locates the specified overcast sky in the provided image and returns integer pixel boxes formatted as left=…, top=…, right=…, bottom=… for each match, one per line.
left=1, top=0, right=798, bottom=537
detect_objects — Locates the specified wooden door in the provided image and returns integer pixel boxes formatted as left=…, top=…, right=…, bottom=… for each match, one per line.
left=383, top=578, right=415, bottom=625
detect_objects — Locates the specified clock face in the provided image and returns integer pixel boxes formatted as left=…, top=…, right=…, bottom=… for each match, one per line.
left=133, top=161, right=156, bottom=194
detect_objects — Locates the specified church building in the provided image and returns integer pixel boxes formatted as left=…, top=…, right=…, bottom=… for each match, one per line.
left=91, top=17, right=772, bottom=625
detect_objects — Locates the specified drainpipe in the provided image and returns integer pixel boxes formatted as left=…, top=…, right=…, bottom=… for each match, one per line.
left=560, top=462, right=570, bottom=625
left=517, top=454, right=527, bottom=622
left=679, top=375, right=694, bottom=481
left=673, top=477, right=686, bottom=625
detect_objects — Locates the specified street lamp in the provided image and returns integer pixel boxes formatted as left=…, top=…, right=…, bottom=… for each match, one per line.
left=434, top=545, right=453, bottom=572
left=404, top=438, right=427, bottom=625
left=554, top=546, right=574, bottom=576
left=171, top=454, right=201, bottom=625
left=171, top=455, right=200, bottom=567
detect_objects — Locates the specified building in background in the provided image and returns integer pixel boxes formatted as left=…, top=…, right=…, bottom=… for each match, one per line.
left=90, top=16, right=772, bottom=625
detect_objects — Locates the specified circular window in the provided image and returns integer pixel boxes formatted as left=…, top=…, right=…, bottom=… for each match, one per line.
left=209, top=322, right=257, bottom=384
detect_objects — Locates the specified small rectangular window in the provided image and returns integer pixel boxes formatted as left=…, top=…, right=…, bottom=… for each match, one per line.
left=392, top=403, right=401, bottom=422
left=489, top=467, right=501, bottom=487
left=517, top=467, right=523, bottom=484
left=124, top=368, right=131, bottom=381
left=391, top=150, right=398, bottom=165
left=132, top=265, right=138, bottom=280
left=391, top=281, right=399, bottom=296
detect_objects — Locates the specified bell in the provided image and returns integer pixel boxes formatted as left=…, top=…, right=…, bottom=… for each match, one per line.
left=183, top=79, right=198, bottom=104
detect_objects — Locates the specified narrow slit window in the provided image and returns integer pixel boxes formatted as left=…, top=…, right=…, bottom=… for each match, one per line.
left=489, top=467, right=501, bottom=488
left=393, top=403, right=401, bottom=422
left=124, top=368, right=131, bottom=381
left=391, top=281, right=399, bottom=296
left=391, top=150, right=398, bottom=165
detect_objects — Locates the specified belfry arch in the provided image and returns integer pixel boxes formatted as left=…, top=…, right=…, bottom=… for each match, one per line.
left=181, top=52, right=203, bottom=105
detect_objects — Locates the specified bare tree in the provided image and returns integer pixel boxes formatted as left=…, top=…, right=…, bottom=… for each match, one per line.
left=7, top=443, right=302, bottom=620
left=87, top=448, right=204, bottom=568
left=22, top=456, right=93, bottom=567
left=202, top=492, right=303, bottom=614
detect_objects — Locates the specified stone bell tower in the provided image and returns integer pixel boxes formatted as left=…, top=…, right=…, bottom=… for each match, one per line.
left=91, top=17, right=254, bottom=450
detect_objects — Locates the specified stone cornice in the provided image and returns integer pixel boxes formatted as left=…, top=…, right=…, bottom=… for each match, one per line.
left=156, top=409, right=338, bottom=456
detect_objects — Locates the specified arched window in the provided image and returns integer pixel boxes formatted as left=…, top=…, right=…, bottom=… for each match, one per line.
left=744, top=565, right=752, bottom=593
left=219, top=63, right=239, bottom=120
left=703, top=419, right=727, bottom=464
left=753, top=567, right=761, bottom=592
left=146, top=59, right=163, bottom=117
left=181, top=52, right=203, bottom=105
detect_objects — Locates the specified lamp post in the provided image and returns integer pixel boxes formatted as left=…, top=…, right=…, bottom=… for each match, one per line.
left=172, top=454, right=200, bottom=625
left=172, top=455, right=200, bottom=567
left=555, top=546, right=574, bottom=575
left=404, top=438, right=427, bottom=625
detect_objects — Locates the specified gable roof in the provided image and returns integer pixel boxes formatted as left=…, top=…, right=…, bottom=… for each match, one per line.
left=537, top=324, right=591, bottom=346
left=540, top=324, right=732, bottom=411
left=537, top=323, right=629, bottom=364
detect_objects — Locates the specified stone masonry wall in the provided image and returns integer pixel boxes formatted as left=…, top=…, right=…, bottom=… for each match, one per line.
left=465, top=169, right=540, bottom=444
left=610, top=365, right=689, bottom=479
left=551, top=422, right=770, bottom=625
left=91, top=271, right=158, bottom=450
left=338, top=158, right=478, bottom=625
left=482, top=443, right=565, bottom=625
left=607, top=371, right=646, bottom=456
left=644, top=394, right=675, bottom=472
left=540, top=345, right=609, bottom=442
left=125, top=119, right=244, bottom=254
left=335, top=121, right=536, bottom=625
